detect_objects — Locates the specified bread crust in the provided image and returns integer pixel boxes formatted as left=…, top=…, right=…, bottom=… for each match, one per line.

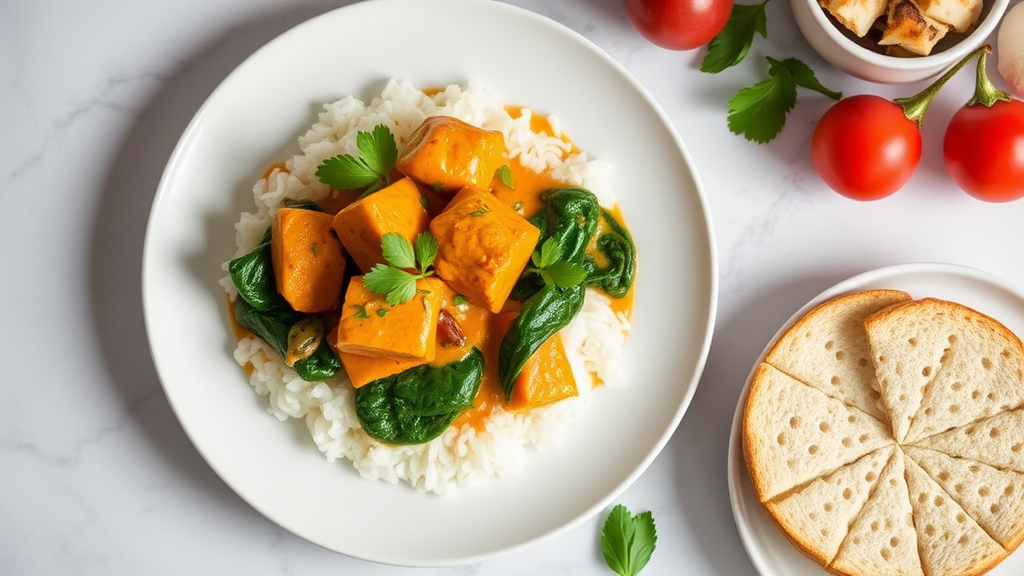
left=743, top=290, right=1024, bottom=576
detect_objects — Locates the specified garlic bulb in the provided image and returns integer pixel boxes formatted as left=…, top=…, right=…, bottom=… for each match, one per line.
left=998, top=1, right=1024, bottom=98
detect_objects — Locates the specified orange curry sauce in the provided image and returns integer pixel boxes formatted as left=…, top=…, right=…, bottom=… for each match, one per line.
left=233, top=106, right=635, bottom=431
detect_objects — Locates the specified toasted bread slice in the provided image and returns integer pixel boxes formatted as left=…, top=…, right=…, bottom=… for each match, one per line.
left=905, top=445, right=1024, bottom=551
left=765, top=289, right=912, bottom=422
left=902, top=299, right=1024, bottom=443
left=764, top=445, right=895, bottom=566
left=918, top=0, right=983, bottom=32
left=829, top=448, right=923, bottom=576
left=911, top=407, right=1024, bottom=473
left=743, top=362, right=895, bottom=501
left=878, top=0, right=952, bottom=56
left=903, top=454, right=1006, bottom=576
left=821, top=0, right=890, bottom=37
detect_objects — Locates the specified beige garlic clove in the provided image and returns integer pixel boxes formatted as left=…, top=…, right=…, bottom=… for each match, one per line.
left=997, top=1, right=1024, bottom=98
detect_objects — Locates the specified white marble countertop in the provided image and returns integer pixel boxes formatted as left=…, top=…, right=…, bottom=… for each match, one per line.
left=3, top=0, right=1023, bottom=574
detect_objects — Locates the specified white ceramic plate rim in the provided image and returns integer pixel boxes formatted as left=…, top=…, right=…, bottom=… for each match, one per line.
left=727, top=262, right=1024, bottom=576
left=143, top=0, right=718, bottom=567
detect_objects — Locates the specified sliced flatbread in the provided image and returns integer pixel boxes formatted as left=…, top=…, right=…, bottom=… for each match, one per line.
left=765, top=289, right=912, bottom=422
left=918, top=0, right=983, bottom=32
left=866, top=298, right=963, bottom=442
left=878, top=0, right=952, bottom=56
left=911, top=407, right=1024, bottom=473
left=829, top=448, right=923, bottom=576
left=764, top=445, right=895, bottom=566
left=902, top=300, right=1024, bottom=443
left=903, top=454, right=1006, bottom=576
left=743, top=362, right=896, bottom=501
left=904, top=445, right=1024, bottom=551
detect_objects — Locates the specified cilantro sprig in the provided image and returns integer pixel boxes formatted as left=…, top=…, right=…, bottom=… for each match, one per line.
left=601, top=505, right=657, bottom=576
left=315, top=124, right=398, bottom=196
left=525, top=237, right=587, bottom=290
left=699, top=1, right=842, bottom=144
left=700, top=1, right=768, bottom=74
left=729, top=57, right=842, bottom=143
left=362, top=232, right=437, bottom=305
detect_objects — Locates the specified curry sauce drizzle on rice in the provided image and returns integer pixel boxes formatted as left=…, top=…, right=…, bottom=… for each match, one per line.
left=220, top=79, right=635, bottom=494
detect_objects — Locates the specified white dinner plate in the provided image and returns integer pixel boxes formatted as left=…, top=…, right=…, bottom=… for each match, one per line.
left=142, top=0, right=717, bottom=567
left=728, top=262, right=1024, bottom=576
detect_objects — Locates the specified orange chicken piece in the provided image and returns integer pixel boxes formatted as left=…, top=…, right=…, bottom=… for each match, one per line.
left=270, top=207, right=346, bottom=313
left=335, top=276, right=444, bottom=361
left=494, top=312, right=578, bottom=411
left=331, top=177, right=430, bottom=273
left=429, top=187, right=540, bottom=313
left=396, top=116, right=507, bottom=193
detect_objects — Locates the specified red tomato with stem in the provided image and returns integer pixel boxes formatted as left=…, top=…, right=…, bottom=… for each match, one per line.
left=811, top=95, right=922, bottom=201
left=811, top=46, right=987, bottom=201
left=942, top=49, right=1024, bottom=203
left=624, top=0, right=733, bottom=51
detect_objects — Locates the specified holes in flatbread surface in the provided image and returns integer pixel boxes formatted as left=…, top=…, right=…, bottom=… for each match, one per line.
left=843, top=487, right=853, bottom=500
left=925, top=524, right=936, bottom=536
left=777, top=433, right=786, bottom=446
left=948, top=404, right=961, bottom=414
left=789, top=416, right=801, bottom=429
left=808, top=445, right=820, bottom=455
left=836, top=351, right=846, bottom=361
left=922, top=366, right=932, bottom=377
left=823, top=501, right=834, bottom=512
left=819, top=422, right=831, bottom=433
left=831, top=376, right=841, bottom=387
left=1005, top=485, right=1015, bottom=496
left=825, top=340, right=834, bottom=350
left=981, top=357, right=993, bottom=370
left=908, top=338, right=918, bottom=347
left=842, top=437, right=853, bottom=447
left=989, top=427, right=1001, bottom=438
left=858, top=434, right=870, bottom=444
left=937, top=470, right=951, bottom=482
left=1012, top=442, right=1022, bottom=453
left=865, top=471, right=877, bottom=482
left=880, top=548, right=892, bottom=560
left=990, top=503, right=1001, bottom=514
left=858, top=357, right=869, bottom=368
left=971, top=389, right=982, bottom=400
left=956, top=512, right=967, bottom=524
left=951, top=381, right=964, bottom=392
left=978, top=486, right=990, bottom=497
left=933, top=495, right=945, bottom=506
left=889, top=536, right=900, bottom=548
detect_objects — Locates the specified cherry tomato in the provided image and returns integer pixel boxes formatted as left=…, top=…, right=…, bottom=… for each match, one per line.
left=943, top=98, right=1024, bottom=202
left=623, top=0, right=733, bottom=51
left=811, top=95, right=922, bottom=201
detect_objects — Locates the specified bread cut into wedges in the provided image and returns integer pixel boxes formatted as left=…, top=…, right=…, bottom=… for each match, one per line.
left=903, top=455, right=1006, bottom=576
left=866, top=298, right=1024, bottom=444
left=904, top=445, right=1024, bottom=551
left=901, top=299, right=1024, bottom=443
left=878, top=0, right=952, bottom=56
left=765, top=289, right=912, bottom=422
left=865, top=298, right=963, bottom=442
left=743, top=362, right=895, bottom=501
left=821, top=0, right=890, bottom=37
left=764, top=445, right=895, bottom=566
left=829, top=448, right=923, bottom=576
left=912, top=407, right=1024, bottom=473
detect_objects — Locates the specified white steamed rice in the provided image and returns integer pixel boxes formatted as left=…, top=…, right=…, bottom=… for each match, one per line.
left=220, top=79, right=630, bottom=494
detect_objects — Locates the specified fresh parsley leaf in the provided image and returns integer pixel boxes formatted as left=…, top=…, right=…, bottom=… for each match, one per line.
left=540, top=260, right=588, bottom=290
left=469, top=207, right=490, bottom=217
left=701, top=1, right=769, bottom=74
left=362, top=232, right=438, bottom=305
left=727, top=56, right=840, bottom=144
left=496, top=164, right=514, bottom=189
left=376, top=308, right=389, bottom=318
left=381, top=233, right=416, bottom=269
left=527, top=238, right=585, bottom=290
left=357, top=124, right=397, bottom=176
left=362, top=264, right=419, bottom=305
left=315, top=124, right=397, bottom=195
left=452, top=294, right=468, bottom=306
left=413, top=232, right=438, bottom=273
left=601, top=505, right=657, bottom=576
left=352, top=304, right=369, bottom=319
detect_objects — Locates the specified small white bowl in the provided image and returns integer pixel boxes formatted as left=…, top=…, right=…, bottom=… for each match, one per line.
left=791, top=0, right=1010, bottom=84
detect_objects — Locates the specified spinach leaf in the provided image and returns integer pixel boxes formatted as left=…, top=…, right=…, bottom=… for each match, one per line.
left=233, top=298, right=341, bottom=382
left=228, top=223, right=340, bottom=383
left=355, top=348, right=484, bottom=445
left=584, top=209, right=636, bottom=299
left=510, top=188, right=600, bottom=302
left=497, top=284, right=586, bottom=400
left=228, top=228, right=286, bottom=312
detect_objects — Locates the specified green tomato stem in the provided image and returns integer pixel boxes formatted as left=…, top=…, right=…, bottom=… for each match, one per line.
left=966, top=47, right=1012, bottom=108
left=893, top=44, right=991, bottom=129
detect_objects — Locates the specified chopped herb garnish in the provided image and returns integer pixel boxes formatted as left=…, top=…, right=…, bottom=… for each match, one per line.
left=315, top=124, right=397, bottom=196
left=452, top=294, right=468, bottom=306
left=496, top=164, right=514, bottom=189
left=352, top=304, right=369, bottom=319
left=513, top=201, right=524, bottom=211
left=469, top=206, right=490, bottom=217
left=376, top=308, right=389, bottom=318
left=362, top=232, right=437, bottom=305
left=601, top=505, right=657, bottom=576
